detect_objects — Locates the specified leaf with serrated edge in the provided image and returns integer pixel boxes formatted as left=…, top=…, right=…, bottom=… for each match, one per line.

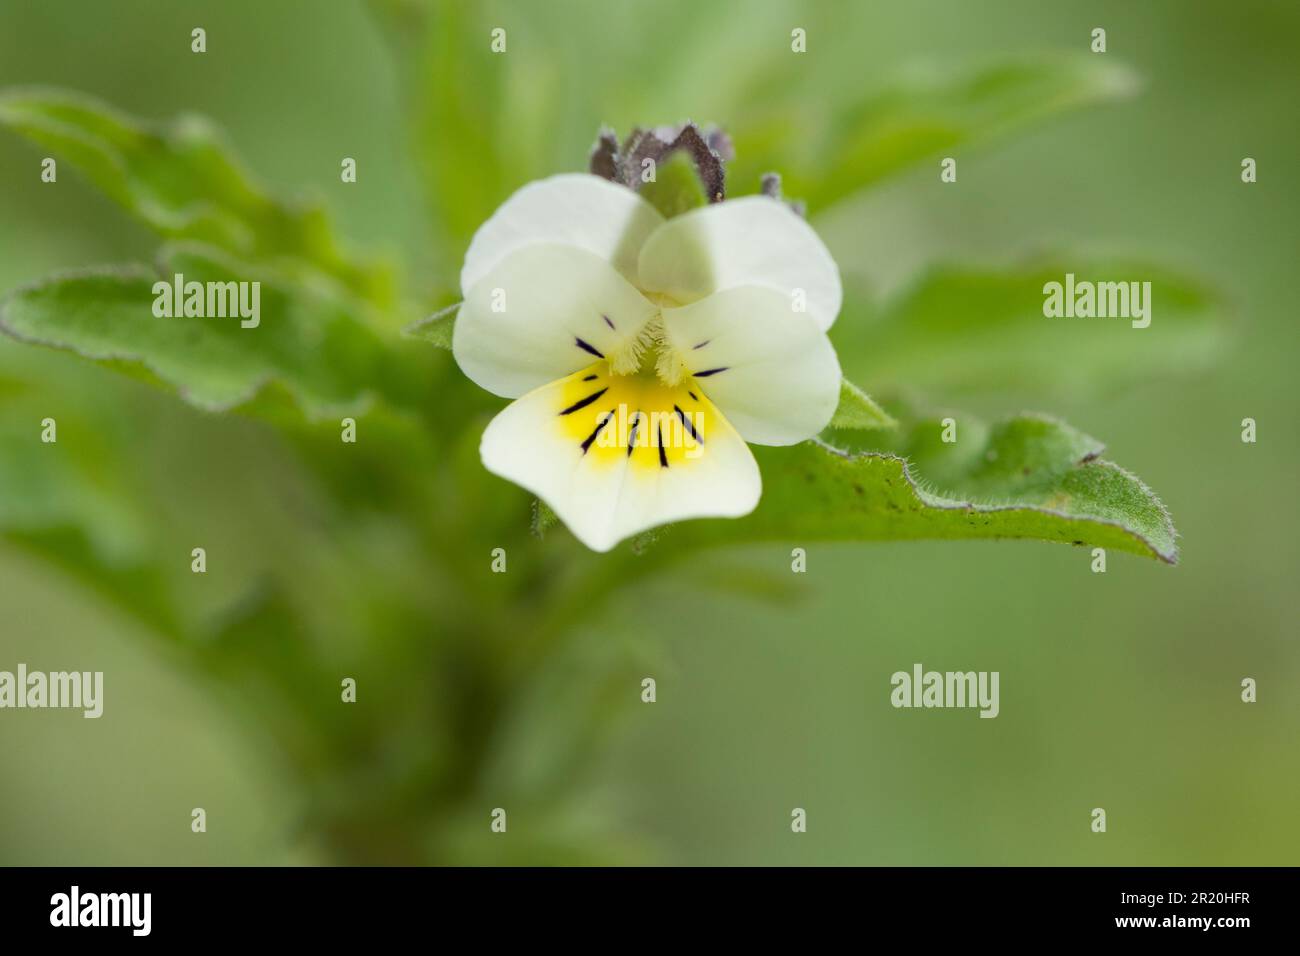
left=665, top=414, right=1176, bottom=563
left=0, top=250, right=393, bottom=418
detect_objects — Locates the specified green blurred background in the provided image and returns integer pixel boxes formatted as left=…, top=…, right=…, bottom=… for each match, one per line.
left=0, top=0, right=1296, bottom=865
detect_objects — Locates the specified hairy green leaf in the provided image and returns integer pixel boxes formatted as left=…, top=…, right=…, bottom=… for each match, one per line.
left=828, top=379, right=897, bottom=430
left=404, top=303, right=458, bottom=350
left=531, top=498, right=559, bottom=539
left=0, top=246, right=399, bottom=417
left=683, top=414, right=1176, bottom=562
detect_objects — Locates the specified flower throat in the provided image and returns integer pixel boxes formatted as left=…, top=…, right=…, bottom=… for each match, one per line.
left=608, top=314, right=686, bottom=386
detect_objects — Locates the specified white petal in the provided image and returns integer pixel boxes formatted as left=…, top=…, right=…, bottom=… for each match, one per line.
left=636, top=196, right=843, bottom=331
left=453, top=243, right=659, bottom=398
left=480, top=366, right=761, bottom=552
left=460, top=173, right=665, bottom=292
left=661, top=285, right=841, bottom=445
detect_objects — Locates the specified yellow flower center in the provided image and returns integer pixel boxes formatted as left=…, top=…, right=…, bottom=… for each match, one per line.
left=554, top=360, right=719, bottom=471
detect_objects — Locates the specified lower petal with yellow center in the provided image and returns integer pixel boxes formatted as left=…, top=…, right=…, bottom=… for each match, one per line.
left=479, top=363, right=761, bottom=552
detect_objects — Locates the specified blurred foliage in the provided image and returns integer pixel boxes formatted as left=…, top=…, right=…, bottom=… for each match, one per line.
left=729, top=56, right=1141, bottom=211
left=0, top=88, right=395, bottom=307
left=837, top=257, right=1228, bottom=396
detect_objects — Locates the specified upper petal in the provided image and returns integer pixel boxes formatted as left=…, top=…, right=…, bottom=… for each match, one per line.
left=480, top=365, right=761, bottom=552
left=453, top=243, right=659, bottom=398
left=636, top=196, right=843, bottom=331
left=460, top=173, right=665, bottom=293
left=661, top=285, right=841, bottom=445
